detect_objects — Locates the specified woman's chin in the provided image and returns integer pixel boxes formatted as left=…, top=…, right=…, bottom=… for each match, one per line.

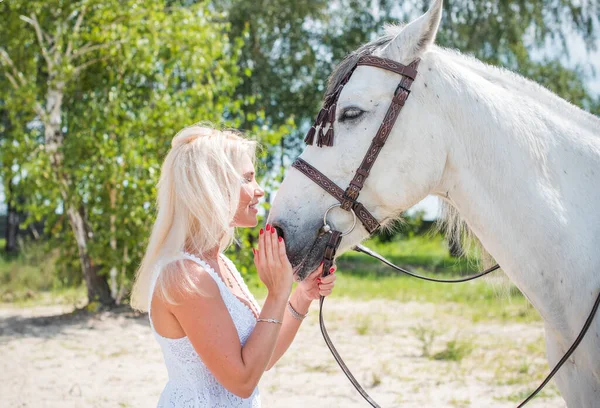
left=238, top=216, right=259, bottom=228
left=232, top=211, right=260, bottom=228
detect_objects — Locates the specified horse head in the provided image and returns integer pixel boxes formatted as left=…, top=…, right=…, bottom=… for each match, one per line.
left=269, top=0, right=447, bottom=279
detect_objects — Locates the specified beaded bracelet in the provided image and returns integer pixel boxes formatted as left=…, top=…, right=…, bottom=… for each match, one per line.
left=256, top=318, right=282, bottom=325
left=287, top=300, right=308, bottom=321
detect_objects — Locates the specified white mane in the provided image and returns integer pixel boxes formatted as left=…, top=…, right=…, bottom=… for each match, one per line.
left=439, top=48, right=600, bottom=129
left=384, top=22, right=600, bottom=129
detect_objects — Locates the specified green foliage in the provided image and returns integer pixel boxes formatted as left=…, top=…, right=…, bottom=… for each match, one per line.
left=216, top=0, right=600, bottom=242
left=62, top=2, right=250, bottom=288
left=1, top=0, right=598, bottom=301
left=219, top=0, right=599, bottom=155
left=0, top=0, right=267, bottom=300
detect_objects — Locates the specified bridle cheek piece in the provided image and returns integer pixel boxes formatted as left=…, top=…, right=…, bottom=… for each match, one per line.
left=290, top=53, right=600, bottom=408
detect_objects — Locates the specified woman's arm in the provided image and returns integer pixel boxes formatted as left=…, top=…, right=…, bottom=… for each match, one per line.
left=264, top=288, right=311, bottom=371
left=265, top=265, right=337, bottom=370
left=169, top=263, right=288, bottom=398
left=169, top=227, right=293, bottom=398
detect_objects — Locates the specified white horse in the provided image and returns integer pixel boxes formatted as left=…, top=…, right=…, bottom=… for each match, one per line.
left=268, top=0, right=600, bottom=405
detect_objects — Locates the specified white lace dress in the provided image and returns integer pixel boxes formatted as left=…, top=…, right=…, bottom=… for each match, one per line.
left=148, top=252, right=261, bottom=407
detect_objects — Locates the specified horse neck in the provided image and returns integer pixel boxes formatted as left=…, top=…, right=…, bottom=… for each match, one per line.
left=425, top=49, right=600, bottom=327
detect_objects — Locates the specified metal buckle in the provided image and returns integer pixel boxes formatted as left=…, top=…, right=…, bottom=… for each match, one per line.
left=394, top=83, right=411, bottom=96
left=322, top=203, right=357, bottom=237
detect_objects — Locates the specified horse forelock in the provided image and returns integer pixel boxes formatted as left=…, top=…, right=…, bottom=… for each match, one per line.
left=325, top=34, right=395, bottom=97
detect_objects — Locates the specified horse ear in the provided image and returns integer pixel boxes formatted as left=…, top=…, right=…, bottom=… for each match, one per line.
left=381, top=0, right=443, bottom=62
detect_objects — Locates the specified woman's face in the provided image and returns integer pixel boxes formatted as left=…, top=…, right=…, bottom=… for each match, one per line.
left=232, top=154, right=264, bottom=227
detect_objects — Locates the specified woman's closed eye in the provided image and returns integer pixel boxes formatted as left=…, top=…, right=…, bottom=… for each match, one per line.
left=241, top=171, right=255, bottom=184
left=339, top=107, right=365, bottom=122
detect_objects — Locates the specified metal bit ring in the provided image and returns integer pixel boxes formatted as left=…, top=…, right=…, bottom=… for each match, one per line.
left=322, top=203, right=357, bottom=237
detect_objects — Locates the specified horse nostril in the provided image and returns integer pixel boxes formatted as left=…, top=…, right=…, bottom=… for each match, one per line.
left=273, top=226, right=285, bottom=241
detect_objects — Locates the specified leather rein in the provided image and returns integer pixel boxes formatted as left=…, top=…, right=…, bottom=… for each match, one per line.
left=291, top=54, right=600, bottom=407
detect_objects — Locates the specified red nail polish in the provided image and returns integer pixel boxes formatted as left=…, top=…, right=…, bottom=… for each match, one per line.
left=252, top=248, right=256, bottom=255
left=259, top=229, right=264, bottom=235
left=320, top=261, right=324, bottom=266
left=278, top=237, right=282, bottom=242
left=330, top=267, right=335, bottom=273
left=271, top=228, right=275, bottom=234
left=266, top=224, right=270, bottom=231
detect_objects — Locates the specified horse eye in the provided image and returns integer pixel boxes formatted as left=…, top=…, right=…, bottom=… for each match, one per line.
left=339, top=108, right=364, bottom=122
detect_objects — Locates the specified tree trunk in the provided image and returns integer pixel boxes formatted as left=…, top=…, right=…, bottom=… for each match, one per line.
left=5, top=181, right=20, bottom=253
left=45, top=81, right=113, bottom=306
left=5, top=207, right=19, bottom=254
left=2, top=110, right=19, bottom=254
left=109, top=186, right=118, bottom=300
left=66, top=206, right=113, bottom=305
left=115, top=244, right=129, bottom=305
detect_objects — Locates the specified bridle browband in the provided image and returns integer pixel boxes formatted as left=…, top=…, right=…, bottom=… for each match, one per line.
left=291, top=53, right=600, bottom=407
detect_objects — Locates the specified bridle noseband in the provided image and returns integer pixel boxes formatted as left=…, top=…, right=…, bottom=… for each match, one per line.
left=291, top=53, right=600, bottom=407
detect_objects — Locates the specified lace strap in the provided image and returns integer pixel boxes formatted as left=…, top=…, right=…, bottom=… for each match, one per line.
left=178, top=252, right=259, bottom=320
left=180, top=252, right=229, bottom=292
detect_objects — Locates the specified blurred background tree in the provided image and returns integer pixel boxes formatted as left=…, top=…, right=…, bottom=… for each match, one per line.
left=215, top=0, right=599, bottom=245
left=217, top=0, right=599, bottom=141
left=0, top=0, right=253, bottom=306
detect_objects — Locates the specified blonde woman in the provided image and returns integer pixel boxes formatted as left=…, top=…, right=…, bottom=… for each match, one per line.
left=130, top=126, right=337, bottom=407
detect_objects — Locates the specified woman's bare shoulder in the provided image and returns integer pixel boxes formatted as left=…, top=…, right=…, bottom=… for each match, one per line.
left=161, top=259, right=221, bottom=304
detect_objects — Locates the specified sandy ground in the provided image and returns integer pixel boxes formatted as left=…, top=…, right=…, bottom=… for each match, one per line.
left=0, top=299, right=565, bottom=408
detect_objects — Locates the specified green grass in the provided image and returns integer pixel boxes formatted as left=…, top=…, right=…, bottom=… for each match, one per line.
left=432, top=338, right=474, bottom=361
left=411, top=324, right=438, bottom=357
left=0, top=243, right=87, bottom=306
left=1, top=248, right=55, bottom=288
left=337, top=234, right=483, bottom=277
left=246, top=269, right=538, bottom=323
left=0, top=234, right=539, bottom=324
left=324, top=273, right=538, bottom=323
left=244, top=234, right=539, bottom=323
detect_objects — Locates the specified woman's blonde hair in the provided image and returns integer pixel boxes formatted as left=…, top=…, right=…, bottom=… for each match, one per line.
left=130, top=125, right=257, bottom=311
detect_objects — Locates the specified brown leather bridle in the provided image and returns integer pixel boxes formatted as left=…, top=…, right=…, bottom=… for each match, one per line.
left=290, top=53, right=600, bottom=407
left=293, top=54, right=420, bottom=274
